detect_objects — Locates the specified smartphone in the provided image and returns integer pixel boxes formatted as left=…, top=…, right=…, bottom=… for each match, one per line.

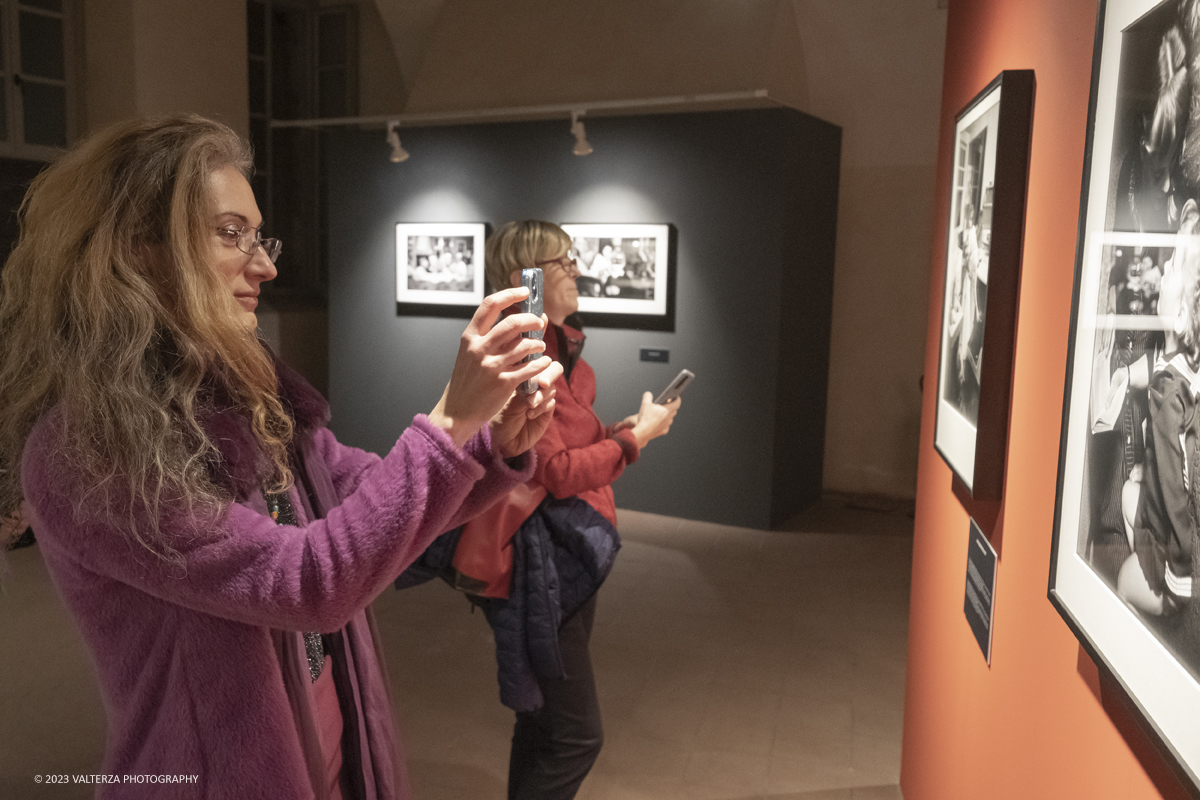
left=518, top=268, right=544, bottom=394
left=655, top=369, right=695, bottom=405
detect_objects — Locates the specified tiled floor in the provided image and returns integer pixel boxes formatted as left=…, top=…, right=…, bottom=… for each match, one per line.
left=0, top=504, right=912, bottom=800
left=376, top=508, right=913, bottom=800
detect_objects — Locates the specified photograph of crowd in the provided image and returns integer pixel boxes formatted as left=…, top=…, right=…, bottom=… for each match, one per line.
left=570, top=236, right=656, bottom=300
left=395, top=223, right=486, bottom=309
left=560, top=223, right=672, bottom=321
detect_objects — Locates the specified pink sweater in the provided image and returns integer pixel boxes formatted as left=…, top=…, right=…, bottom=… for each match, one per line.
left=22, top=398, right=531, bottom=798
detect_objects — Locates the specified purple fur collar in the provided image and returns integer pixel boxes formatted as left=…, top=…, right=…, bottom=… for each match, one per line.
left=199, top=352, right=330, bottom=501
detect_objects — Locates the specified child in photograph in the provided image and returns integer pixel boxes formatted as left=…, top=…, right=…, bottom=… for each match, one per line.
left=1116, top=257, right=1145, bottom=315
left=590, top=244, right=615, bottom=281
left=945, top=204, right=983, bottom=422
left=411, top=254, right=435, bottom=288
left=1144, top=258, right=1164, bottom=315
left=626, top=239, right=652, bottom=279
left=1119, top=199, right=1200, bottom=616
left=1087, top=248, right=1155, bottom=584
left=1115, top=24, right=1187, bottom=233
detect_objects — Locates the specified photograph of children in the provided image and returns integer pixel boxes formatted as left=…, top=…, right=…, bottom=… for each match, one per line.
left=1052, top=2, right=1200, bottom=782
left=1073, top=0, right=1200, bottom=681
left=560, top=223, right=672, bottom=318
left=942, top=152, right=992, bottom=427
left=395, top=223, right=486, bottom=308
left=1082, top=243, right=1169, bottom=588
left=933, top=79, right=1000, bottom=490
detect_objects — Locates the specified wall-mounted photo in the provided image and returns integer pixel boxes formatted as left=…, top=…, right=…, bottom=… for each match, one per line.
left=933, top=70, right=1034, bottom=500
left=1051, top=0, right=1200, bottom=790
left=561, top=223, right=676, bottom=331
left=395, top=222, right=487, bottom=317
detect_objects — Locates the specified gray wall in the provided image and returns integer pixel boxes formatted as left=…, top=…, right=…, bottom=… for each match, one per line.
left=325, top=108, right=839, bottom=529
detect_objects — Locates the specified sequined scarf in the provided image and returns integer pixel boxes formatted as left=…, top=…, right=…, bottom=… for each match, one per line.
left=267, top=490, right=326, bottom=682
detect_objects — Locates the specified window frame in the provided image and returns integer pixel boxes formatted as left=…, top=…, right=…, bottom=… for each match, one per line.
left=0, top=0, right=78, bottom=161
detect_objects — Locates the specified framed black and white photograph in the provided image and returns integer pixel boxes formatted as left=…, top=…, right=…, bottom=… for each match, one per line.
left=395, top=223, right=487, bottom=317
left=1051, top=0, right=1200, bottom=789
left=561, top=223, right=676, bottom=331
left=933, top=70, right=1035, bottom=500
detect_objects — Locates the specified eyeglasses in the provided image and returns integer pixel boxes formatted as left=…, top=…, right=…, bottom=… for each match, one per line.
left=215, top=224, right=282, bottom=263
left=536, top=254, right=580, bottom=276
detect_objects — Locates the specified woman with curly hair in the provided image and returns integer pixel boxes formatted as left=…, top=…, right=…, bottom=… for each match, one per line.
left=0, top=115, right=561, bottom=799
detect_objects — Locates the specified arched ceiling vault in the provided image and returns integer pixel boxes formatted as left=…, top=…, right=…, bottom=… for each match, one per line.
left=371, top=0, right=809, bottom=116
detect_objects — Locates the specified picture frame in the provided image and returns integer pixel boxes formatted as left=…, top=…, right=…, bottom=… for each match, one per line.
left=933, top=70, right=1035, bottom=500
left=395, top=222, right=487, bottom=318
left=560, top=223, right=676, bottom=332
left=1051, top=0, right=1200, bottom=790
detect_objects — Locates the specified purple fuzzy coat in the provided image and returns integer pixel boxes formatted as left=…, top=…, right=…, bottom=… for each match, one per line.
left=20, top=359, right=532, bottom=799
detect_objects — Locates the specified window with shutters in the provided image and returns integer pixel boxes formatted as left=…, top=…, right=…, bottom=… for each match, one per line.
left=247, top=0, right=357, bottom=299
left=0, top=0, right=76, bottom=160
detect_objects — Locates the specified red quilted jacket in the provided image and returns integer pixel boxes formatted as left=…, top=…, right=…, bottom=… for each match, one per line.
left=449, top=320, right=639, bottom=599
left=533, top=322, right=640, bottom=526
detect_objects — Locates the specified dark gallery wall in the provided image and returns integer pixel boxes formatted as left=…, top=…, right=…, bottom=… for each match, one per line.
left=324, top=108, right=840, bottom=529
left=902, top=0, right=1192, bottom=798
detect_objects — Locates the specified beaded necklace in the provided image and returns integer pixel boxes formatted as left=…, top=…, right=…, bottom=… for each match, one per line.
left=267, top=491, right=326, bottom=683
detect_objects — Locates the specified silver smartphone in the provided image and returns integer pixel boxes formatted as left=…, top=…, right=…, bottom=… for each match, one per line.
left=655, top=369, right=694, bottom=404
left=518, top=268, right=544, bottom=394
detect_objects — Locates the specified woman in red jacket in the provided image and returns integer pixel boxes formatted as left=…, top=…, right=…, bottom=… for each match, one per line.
left=485, top=220, right=681, bottom=800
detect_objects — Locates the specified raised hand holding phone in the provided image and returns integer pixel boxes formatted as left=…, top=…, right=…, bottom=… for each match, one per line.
left=518, top=268, right=544, bottom=394
left=490, top=359, right=563, bottom=457
left=428, top=285, right=551, bottom=450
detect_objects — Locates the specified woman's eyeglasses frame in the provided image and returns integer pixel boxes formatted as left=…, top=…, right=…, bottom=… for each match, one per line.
left=216, top=224, right=282, bottom=264
left=535, top=254, right=581, bottom=276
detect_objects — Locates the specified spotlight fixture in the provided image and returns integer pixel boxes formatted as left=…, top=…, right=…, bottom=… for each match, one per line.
left=570, top=110, right=593, bottom=156
left=386, top=120, right=409, bottom=163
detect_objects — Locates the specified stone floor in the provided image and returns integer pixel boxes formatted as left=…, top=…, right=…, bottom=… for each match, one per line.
left=380, top=507, right=912, bottom=800
left=0, top=504, right=912, bottom=800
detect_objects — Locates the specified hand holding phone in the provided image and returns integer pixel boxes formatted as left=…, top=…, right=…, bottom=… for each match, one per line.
left=518, top=268, right=544, bottom=394
left=655, top=369, right=695, bottom=405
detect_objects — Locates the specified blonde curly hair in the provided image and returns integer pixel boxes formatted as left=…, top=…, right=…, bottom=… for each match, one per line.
left=0, top=115, right=293, bottom=560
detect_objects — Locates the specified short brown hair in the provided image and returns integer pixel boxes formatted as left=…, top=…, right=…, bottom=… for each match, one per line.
left=485, top=220, right=571, bottom=292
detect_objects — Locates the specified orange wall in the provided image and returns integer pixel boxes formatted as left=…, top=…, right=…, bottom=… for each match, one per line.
left=902, top=0, right=1194, bottom=798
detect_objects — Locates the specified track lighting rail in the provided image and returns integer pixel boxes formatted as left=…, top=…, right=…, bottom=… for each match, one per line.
left=267, top=89, right=773, bottom=130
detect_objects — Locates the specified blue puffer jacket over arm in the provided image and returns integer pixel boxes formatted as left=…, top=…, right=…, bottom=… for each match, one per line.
left=396, top=495, right=620, bottom=712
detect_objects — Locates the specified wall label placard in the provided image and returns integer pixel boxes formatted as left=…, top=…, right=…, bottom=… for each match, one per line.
left=964, top=518, right=997, bottom=664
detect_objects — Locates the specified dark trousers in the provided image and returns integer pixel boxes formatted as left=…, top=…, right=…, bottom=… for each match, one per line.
left=508, top=594, right=603, bottom=800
